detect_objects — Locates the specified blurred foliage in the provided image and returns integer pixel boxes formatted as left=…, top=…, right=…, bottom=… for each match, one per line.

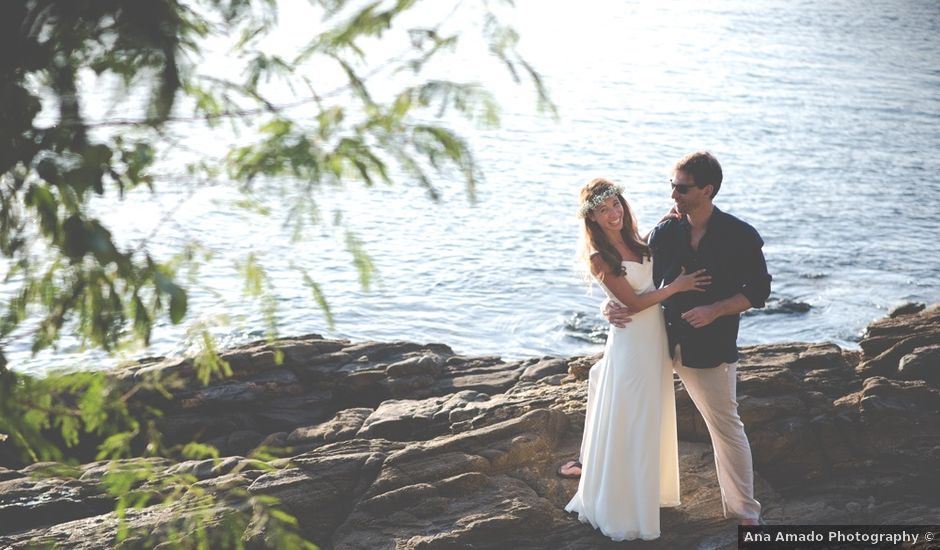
left=0, top=0, right=552, bottom=367
left=0, top=0, right=551, bottom=546
left=0, top=365, right=317, bottom=547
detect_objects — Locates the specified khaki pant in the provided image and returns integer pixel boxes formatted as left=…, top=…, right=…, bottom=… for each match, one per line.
left=673, top=346, right=761, bottom=520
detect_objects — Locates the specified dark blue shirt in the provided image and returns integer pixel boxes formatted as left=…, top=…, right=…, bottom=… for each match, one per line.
left=648, top=206, right=771, bottom=368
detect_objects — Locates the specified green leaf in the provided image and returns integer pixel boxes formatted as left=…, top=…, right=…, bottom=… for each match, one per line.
left=296, top=267, right=334, bottom=330
left=62, top=215, right=88, bottom=260
left=57, top=414, right=80, bottom=447
left=344, top=230, right=374, bottom=291
left=24, top=184, right=59, bottom=240
left=237, top=253, right=265, bottom=297
left=181, top=442, right=220, bottom=460
left=193, top=329, right=232, bottom=385
left=232, top=196, right=272, bottom=216
left=77, top=374, right=109, bottom=433
left=331, top=55, right=374, bottom=106
left=269, top=508, right=299, bottom=526
left=97, top=431, right=136, bottom=461
left=168, top=284, right=187, bottom=324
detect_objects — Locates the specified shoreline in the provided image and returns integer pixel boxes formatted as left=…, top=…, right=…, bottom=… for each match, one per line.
left=7, top=298, right=922, bottom=378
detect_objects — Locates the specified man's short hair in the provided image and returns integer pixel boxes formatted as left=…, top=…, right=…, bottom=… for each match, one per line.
left=674, top=151, right=723, bottom=198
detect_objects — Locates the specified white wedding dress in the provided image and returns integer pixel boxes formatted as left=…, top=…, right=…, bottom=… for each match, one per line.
left=565, top=257, right=681, bottom=541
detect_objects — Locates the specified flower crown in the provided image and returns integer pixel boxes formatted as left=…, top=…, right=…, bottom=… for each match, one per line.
left=578, top=185, right=624, bottom=218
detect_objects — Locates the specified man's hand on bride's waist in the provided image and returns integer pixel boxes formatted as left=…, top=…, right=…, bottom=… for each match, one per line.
left=601, top=299, right=634, bottom=328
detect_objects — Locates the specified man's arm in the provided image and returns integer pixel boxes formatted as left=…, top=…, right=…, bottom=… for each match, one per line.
left=680, top=293, right=751, bottom=328
left=680, top=227, right=771, bottom=329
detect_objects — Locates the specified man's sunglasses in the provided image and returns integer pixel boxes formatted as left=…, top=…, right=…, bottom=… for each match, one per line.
left=670, top=179, right=704, bottom=195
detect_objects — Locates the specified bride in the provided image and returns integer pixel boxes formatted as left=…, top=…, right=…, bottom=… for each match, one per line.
left=563, top=178, right=709, bottom=541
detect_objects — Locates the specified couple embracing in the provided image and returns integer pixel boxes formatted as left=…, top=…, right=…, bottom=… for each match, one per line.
left=561, top=151, right=771, bottom=541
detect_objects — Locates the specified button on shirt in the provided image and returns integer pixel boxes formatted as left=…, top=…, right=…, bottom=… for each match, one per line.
left=648, top=207, right=772, bottom=368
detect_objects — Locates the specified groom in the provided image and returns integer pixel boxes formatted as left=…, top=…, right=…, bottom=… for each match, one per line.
left=562, top=151, right=771, bottom=526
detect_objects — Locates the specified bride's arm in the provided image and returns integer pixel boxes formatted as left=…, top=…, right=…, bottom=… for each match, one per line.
left=590, top=255, right=709, bottom=313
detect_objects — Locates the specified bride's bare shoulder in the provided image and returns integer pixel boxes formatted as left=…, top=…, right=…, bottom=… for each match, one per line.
left=588, top=252, right=610, bottom=277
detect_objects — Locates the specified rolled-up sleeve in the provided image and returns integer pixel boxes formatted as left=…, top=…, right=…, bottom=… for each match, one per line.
left=739, top=233, right=772, bottom=308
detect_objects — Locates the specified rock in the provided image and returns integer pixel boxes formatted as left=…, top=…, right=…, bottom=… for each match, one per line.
left=177, top=369, right=303, bottom=410
left=858, top=303, right=940, bottom=359
left=356, top=391, right=493, bottom=441
left=163, top=456, right=247, bottom=480
left=857, top=333, right=939, bottom=377
left=736, top=367, right=803, bottom=397
left=219, top=345, right=282, bottom=377
left=854, top=376, right=940, bottom=419
left=567, top=353, right=601, bottom=381
left=385, top=354, right=444, bottom=378
left=113, top=356, right=195, bottom=385
left=540, top=373, right=568, bottom=386
left=737, top=394, right=806, bottom=428
left=448, top=383, right=580, bottom=436
left=248, top=439, right=405, bottom=546
left=357, top=397, right=450, bottom=441
left=0, top=472, right=113, bottom=537
left=288, top=408, right=374, bottom=445
left=329, top=409, right=568, bottom=549
left=296, top=350, right=352, bottom=370
left=520, top=358, right=569, bottom=381
left=889, top=302, right=925, bottom=317
left=336, top=473, right=556, bottom=550
left=897, top=345, right=940, bottom=386
left=791, top=343, right=848, bottom=370
left=2, top=304, right=939, bottom=548
left=432, top=358, right=527, bottom=395
left=207, top=429, right=264, bottom=456
left=0, top=467, right=22, bottom=482
left=341, top=341, right=427, bottom=362
left=78, top=458, right=174, bottom=484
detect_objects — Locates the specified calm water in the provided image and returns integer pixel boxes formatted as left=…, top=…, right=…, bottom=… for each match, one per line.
left=5, top=0, right=940, bottom=375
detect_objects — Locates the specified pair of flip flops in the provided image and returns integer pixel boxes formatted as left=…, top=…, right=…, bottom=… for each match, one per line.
left=557, top=460, right=582, bottom=479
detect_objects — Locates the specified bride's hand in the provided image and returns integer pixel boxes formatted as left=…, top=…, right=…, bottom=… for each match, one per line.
left=657, top=205, right=681, bottom=225
left=672, top=267, right=710, bottom=292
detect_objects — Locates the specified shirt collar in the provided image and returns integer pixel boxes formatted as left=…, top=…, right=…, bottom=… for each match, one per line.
left=679, top=205, right=725, bottom=230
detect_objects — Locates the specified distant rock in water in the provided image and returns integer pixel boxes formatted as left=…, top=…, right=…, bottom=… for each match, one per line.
left=563, top=311, right=607, bottom=344
left=746, top=297, right=812, bottom=315
left=888, top=302, right=925, bottom=318
left=2, top=305, right=939, bottom=549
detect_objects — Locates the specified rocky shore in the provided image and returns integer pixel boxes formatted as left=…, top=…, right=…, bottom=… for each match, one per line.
left=1, top=304, right=938, bottom=549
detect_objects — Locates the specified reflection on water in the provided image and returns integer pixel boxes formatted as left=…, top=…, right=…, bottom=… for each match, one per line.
left=4, top=0, right=940, bottom=375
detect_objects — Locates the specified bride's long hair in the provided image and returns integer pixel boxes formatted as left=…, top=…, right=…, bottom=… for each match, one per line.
left=576, top=178, right=649, bottom=282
